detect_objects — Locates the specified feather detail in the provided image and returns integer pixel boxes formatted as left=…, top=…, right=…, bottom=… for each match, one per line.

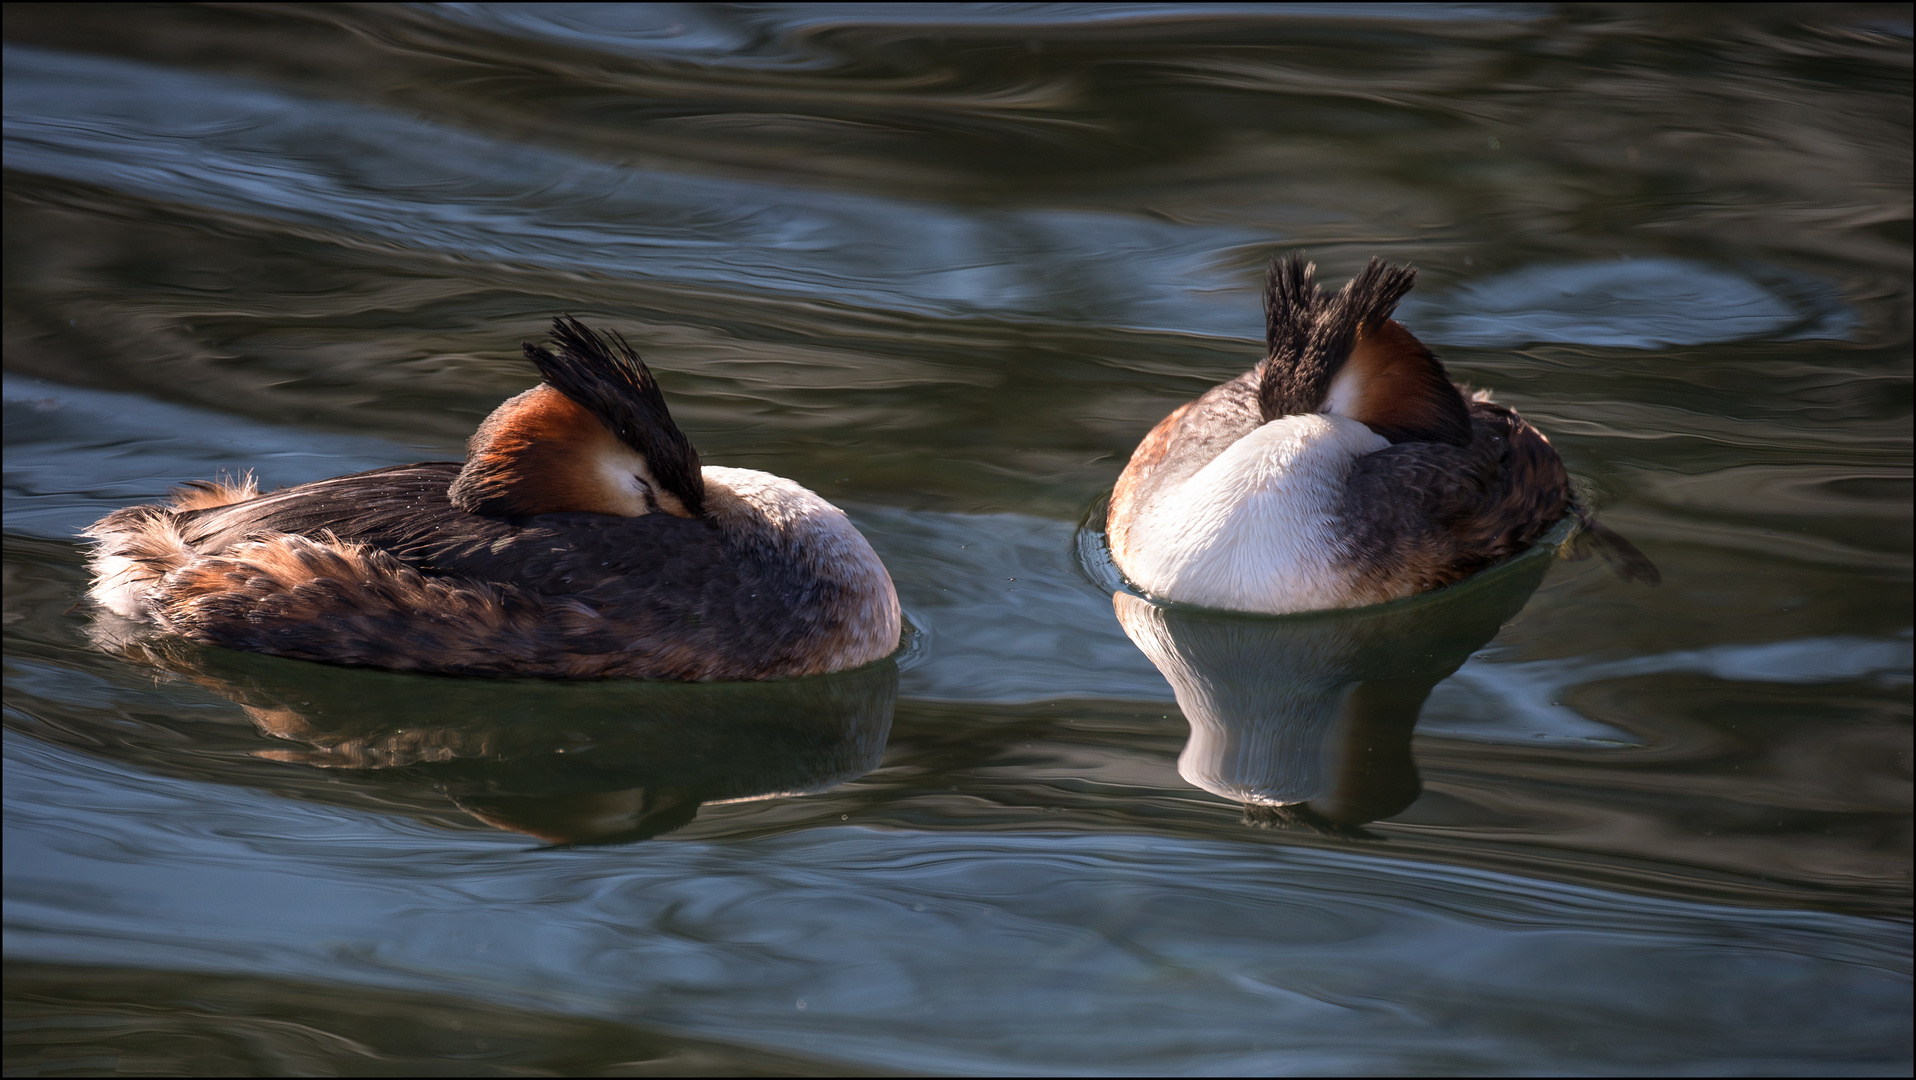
left=448, top=384, right=680, bottom=519
left=1323, top=319, right=1473, bottom=446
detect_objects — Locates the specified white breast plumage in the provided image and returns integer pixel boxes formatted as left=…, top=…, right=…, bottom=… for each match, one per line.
left=1113, top=412, right=1386, bottom=613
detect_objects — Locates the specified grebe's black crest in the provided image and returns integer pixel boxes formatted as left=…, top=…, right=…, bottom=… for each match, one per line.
left=1257, top=255, right=1470, bottom=446
left=527, top=316, right=705, bottom=515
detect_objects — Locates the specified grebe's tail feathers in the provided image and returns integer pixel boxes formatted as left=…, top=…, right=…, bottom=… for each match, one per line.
left=166, top=471, right=260, bottom=512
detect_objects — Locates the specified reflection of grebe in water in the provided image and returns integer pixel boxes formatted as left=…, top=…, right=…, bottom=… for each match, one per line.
left=98, top=628, right=897, bottom=846
left=1107, top=254, right=1655, bottom=614
left=84, top=318, right=900, bottom=680
left=1114, top=537, right=1556, bottom=834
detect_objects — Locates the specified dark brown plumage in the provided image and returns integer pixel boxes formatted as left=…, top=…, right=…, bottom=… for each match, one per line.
left=85, top=319, right=900, bottom=680
left=1332, top=394, right=1576, bottom=604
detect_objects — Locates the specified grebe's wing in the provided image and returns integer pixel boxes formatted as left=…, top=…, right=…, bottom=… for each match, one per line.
left=174, top=463, right=469, bottom=555
left=412, top=511, right=736, bottom=600
left=175, top=462, right=742, bottom=599
left=149, top=466, right=798, bottom=679
left=1337, top=400, right=1572, bottom=586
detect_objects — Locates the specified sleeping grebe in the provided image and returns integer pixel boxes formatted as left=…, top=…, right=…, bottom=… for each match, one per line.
left=1106, top=254, right=1655, bottom=613
left=84, top=317, right=901, bottom=680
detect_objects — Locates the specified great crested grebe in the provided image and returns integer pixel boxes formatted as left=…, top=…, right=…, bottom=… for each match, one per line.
left=1106, top=254, right=1655, bottom=613
left=85, top=317, right=901, bottom=680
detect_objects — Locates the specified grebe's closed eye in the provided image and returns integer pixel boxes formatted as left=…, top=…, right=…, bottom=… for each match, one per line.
left=1106, top=255, right=1656, bottom=614
left=84, top=317, right=902, bottom=680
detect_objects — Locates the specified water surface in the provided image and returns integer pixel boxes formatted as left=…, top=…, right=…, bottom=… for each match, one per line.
left=4, top=4, right=1910, bottom=1075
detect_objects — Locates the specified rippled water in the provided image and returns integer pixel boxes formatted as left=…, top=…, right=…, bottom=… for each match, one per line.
left=5, top=5, right=1911, bottom=1075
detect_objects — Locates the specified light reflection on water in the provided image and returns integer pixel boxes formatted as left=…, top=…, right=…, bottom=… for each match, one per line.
left=1110, top=528, right=1563, bottom=827
left=4, top=3, right=1910, bottom=1074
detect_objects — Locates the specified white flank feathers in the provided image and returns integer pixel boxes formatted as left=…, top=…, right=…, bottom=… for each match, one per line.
left=1114, top=413, right=1386, bottom=613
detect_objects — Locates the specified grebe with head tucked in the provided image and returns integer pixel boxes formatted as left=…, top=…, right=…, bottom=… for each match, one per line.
left=1106, top=254, right=1655, bottom=613
left=85, top=317, right=901, bottom=680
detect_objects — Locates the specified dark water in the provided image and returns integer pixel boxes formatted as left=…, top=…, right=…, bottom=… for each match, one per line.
left=4, top=4, right=1910, bottom=1075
